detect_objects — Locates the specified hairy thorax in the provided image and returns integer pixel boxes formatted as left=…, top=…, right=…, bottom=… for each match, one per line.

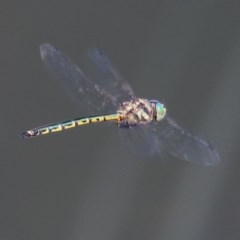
left=117, top=98, right=155, bottom=127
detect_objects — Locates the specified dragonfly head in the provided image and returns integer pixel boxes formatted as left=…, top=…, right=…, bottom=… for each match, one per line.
left=150, top=100, right=167, bottom=122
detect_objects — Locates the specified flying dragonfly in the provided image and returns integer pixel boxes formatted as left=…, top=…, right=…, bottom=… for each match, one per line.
left=21, top=43, right=220, bottom=165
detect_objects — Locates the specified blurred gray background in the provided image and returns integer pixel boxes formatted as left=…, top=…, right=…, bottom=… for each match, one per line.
left=1, top=1, right=240, bottom=240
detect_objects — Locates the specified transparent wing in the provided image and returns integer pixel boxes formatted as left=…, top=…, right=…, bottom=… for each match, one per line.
left=40, top=44, right=135, bottom=115
left=118, top=125, right=163, bottom=157
left=86, top=48, right=135, bottom=105
left=119, top=117, right=219, bottom=166
left=151, top=116, right=220, bottom=165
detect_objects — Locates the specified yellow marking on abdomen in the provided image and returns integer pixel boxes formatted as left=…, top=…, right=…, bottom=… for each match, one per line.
left=104, top=114, right=120, bottom=121
left=89, top=116, right=105, bottom=123
left=62, top=121, right=76, bottom=129
left=75, top=118, right=90, bottom=126
left=22, top=113, right=121, bottom=138
left=50, top=124, right=63, bottom=132
left=40, top=128, right=50, bottom=135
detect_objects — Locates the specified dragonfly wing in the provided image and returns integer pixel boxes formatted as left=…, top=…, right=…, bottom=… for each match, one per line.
left=40, top=44, right=131, bottom=114
left=118, top=125, right=163, bottom=157
left=119, top=117, right=219, bottom=166
left=152, top=116, right=220, bottom=165
left=86, top=49, right=135, bottom=105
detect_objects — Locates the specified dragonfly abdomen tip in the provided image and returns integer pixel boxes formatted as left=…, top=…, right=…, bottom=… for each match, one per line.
left=20, top=130, right=37, bottom=138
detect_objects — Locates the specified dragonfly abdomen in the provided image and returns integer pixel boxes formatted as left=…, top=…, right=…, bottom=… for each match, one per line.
left=21, top=114, right=120, bottom=138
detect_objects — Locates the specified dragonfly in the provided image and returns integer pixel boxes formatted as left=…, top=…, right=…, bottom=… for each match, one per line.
left=21, top=43, right=220, bottom=165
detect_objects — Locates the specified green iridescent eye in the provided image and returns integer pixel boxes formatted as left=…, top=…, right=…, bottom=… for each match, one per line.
left=155, top=102, right=166, bottom=121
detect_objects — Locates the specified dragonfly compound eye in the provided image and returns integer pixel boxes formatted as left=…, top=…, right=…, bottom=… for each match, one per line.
left=155, top=102, right=166, bottom=121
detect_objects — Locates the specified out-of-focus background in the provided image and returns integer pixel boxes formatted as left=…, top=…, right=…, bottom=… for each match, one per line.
left=1, top=1, right=240, bottom=240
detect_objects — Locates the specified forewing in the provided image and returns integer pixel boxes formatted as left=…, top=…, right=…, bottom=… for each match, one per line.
left=152, top=116, right=220, bottom=165
left=86, top=49, right=135, bottom=105
left=40, top=44, right=132, bottom=114
left=119, top=116, right=219, bottom=165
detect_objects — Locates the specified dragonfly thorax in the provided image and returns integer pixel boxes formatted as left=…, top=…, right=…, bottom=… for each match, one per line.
left=117, top=98, right=157, bottom=127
